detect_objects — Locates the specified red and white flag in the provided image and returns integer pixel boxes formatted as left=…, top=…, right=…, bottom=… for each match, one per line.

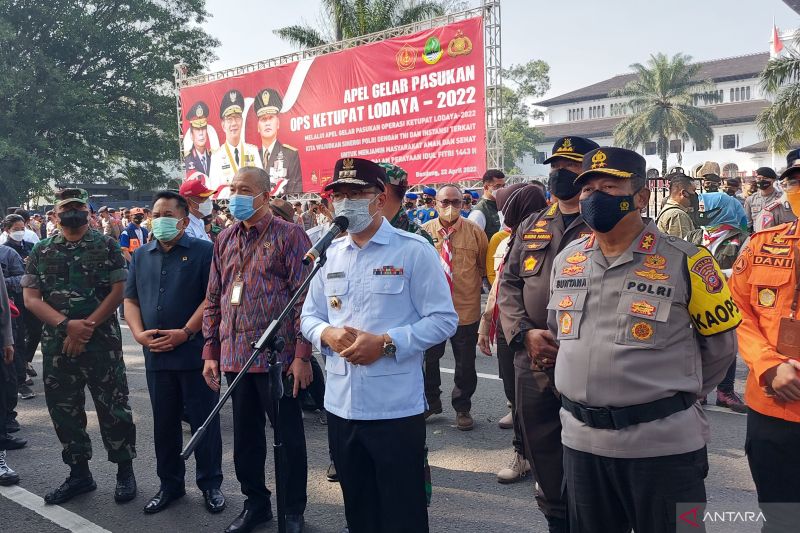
left=771, top=21, right=784, bottom=57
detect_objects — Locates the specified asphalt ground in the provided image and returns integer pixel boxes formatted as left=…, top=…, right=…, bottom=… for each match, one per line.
left=0, top=323, right=760, bottom=533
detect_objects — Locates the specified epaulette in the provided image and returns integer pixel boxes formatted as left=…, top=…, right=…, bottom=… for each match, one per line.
left=283, top=144, right=298, bottom=151
left=765, top=201, right=783, bottom=211
left=663, top=234, right=700, bottom=256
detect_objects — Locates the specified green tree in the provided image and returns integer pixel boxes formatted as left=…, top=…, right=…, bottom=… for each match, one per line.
left=0, top=0, right=218, bottom=211
left=500, top=60, right=550, bottom=174
left=611, top=53, right=716, bottom=176
left=274, top=0, right=458, bottom=48
left=758, top=42, right=800, bottom=153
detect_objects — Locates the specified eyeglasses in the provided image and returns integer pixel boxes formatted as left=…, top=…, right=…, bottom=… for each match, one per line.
left=438, top=199, right=463, bottom=208
left=331, top=190, right=380, bottom=202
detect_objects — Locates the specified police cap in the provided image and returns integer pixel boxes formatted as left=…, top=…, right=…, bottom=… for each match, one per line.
left=324, top=158, right=387, bottom=192
left=219, top=89, right=245, bottom=119
left=186, top=101, right=209, bottom=128
left=574, top=147, right=647, bottom=186
left=543, top=136, right=600, bottom=165
left=253, top=88, right=283, bottom=117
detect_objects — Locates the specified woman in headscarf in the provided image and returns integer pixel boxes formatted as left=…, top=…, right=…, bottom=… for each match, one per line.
left=477, top=183, right=547, bottom=484
left=688, top=191, right=748, bottom=413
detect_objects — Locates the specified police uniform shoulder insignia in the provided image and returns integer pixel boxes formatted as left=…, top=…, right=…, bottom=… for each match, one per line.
left=634, top=269, right=670, bottom=281
left=765, top=201, right=781, bottom=211
left=630, top=321, right=654, bottom=341
left=561, top=264, right=585, bottom=276
left=583, top=234, right=596, bottom=250
left=636, top=232, right=656, bottom=253
left=560, top=312, right=573, bottom=335
left=558, top=295, right=574, bottom=309
left=545, top=203, right=559, bottom=217
left=283, top=144, right=298, bottom=151
left=686, top=249, right=742, bottom=336
left=757, top=288, right=777, bottom=308
left=642, top=255, right=667, bottom=270
left=566, top=251, right=588, bottom=264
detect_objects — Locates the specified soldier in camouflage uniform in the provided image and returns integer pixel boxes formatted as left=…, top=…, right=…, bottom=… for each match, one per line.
left=377, top=162, right=434, bottom=245
left=22, top=188, right=137, bottom=505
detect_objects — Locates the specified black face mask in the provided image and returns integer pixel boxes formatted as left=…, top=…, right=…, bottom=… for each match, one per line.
left=580, top=190, right=638, bottom=233
left=704, top=183, right=719, bottom=192
left=756, top=180, right=772, bottom=190
left=548, top=168, right=581, bottom=200
left=724, top=188, right=736, bottom=196
left=133, top=215, right=144, bottom=224
left=697, top=207, right=721, bottom=227
left=59, top=210, right=89, bottom=229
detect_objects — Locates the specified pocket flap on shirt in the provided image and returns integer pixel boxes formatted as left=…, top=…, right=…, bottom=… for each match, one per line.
left=325, top=354, right=347, bottom=376
left=546, top=291, right=586, bottom=311
left=363, top=357, right=411, bottom=376
left=617, top=293, right=670, bottom=323
left=324, top=280, right=349, bottom=297
left=747, top=267, right=792, bottom=288
left=370, top=276, right=404, bottom=294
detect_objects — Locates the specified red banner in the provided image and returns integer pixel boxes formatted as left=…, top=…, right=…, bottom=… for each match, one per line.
left=179, top=17, right=486, bottom=196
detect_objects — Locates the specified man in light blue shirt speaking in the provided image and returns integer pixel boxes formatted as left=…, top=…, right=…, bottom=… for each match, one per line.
left=301, top=158, right=457, bottom=533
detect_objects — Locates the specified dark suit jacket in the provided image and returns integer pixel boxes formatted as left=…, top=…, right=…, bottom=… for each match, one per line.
left=184, top=148, right=211, bottom=177
left=262, top=140, right=303, bottom=194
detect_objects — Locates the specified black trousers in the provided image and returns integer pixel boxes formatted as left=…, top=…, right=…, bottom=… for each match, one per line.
left=717, top=358, right=737, bottom=393
left=424, top=321, right=479, bottom=413
left=327, top=412, right=428, bottom=533
left=146, top=369, right=222, bottom=492
left=515, top=363, right=565, bottom=519
left=21, top=307, right=41, bottom=364
left=563, top=446, right=708, bottom=533
left=0, top=357, right=13, bottom=437
left=496, top=331, right=524, bottom=455
left=225, top=371, right=307, bottom=515
left=746, top=409, right=800, bottom=533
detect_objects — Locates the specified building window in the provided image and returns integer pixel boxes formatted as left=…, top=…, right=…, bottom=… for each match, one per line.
left=694, top=140, right=709, bottom=151
left=721, top=134, right=739, bottom=149
left=568, top=107, right=584, bottom=121
left=722, top=163, right=739, bottom=177
left=730, top=88, right=734, bottom=102
left=746, top=86, right=751, bottom=100
left=729, top=86, right=751, bottom=103
left=669, top=139, right=683, bottom=153
left=644, top=142, right=657, bottom=155
left=532, top=151, right=547, bottom=164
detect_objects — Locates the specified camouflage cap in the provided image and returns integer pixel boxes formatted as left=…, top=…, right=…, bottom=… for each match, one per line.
left=377, top=162, right=409, bottom=187
left=54, top=188, right=89, bottom=209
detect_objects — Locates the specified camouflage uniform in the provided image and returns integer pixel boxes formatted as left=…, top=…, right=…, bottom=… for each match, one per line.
left=21, top=224, right=136, bottom=466
left=377, top=161, right=435, bottom=246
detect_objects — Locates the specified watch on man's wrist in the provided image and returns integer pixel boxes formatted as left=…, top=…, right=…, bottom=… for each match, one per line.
left=182, top=326, right=196, bottom=341
left=382, top=333, right=397, bottom=357
left=57, top=318, right=70, bottom=333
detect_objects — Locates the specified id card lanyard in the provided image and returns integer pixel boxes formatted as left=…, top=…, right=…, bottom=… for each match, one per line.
left=230, top=228, right=261, bottom=306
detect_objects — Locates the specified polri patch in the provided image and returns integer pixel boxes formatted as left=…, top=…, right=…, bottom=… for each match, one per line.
left=642, top=255, right=667, bottom=270
left=561, top=264, right=585, bottom=276
left=690, top=256, right=723, bottom=294
left=630, top=321, right=654, bottom=341
left=634, top=269, right=670, bottom=281
left=566, top=251, right=587, bottom=264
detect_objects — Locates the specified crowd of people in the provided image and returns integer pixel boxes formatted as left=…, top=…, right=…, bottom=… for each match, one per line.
left=1, top=141, right=800, bottom=533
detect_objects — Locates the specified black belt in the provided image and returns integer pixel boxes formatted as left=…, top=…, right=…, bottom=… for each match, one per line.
left=561, top=391, right=697, bottom=430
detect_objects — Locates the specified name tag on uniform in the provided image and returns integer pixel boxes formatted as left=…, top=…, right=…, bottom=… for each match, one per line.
left=230, top=281, right=244, bottom=305
left=327, top=272, right=345, bottom=279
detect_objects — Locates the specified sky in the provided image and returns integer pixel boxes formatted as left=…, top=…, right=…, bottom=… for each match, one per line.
left=203, top=0, right=800, bottom=101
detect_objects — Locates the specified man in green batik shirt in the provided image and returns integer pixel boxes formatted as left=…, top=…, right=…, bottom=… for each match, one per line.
left=22, top=188, right=137, bottom=506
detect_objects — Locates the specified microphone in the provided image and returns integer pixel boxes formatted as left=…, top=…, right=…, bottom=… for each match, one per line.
left=303, top=216, right=349, bottom=265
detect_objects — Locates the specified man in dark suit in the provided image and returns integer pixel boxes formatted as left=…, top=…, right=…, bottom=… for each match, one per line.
left=184, top=101, right=212, bottom=178
left=253, top=88, right=303, bottom=195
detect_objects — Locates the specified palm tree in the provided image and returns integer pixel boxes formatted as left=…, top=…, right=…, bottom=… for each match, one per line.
left=758, top=40, right=800, bottom=153
left=274, top=0, right=456, bottom=49
left=611, top=53, right=716, bottom=177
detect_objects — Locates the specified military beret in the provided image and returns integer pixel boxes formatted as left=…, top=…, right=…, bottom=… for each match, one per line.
left=543, top=136, right=600, bottom=164
left=54, top=188, right=89, bottom=209
left=703, top=173, right=722, bottom=184
left=377, top=162, right=409, bottom=187
left=756, top=166, right=778, bottom=180
left=186, top=101, right=209, bottom=128
left=575, top=147, right=647, bottom=186
left=253, top=88, right=283, bottom=117
left=219, top=89, right=245, bottom=118
left=324, top=158, right=387, bottom=192
left=469, top=190, right=480, bottom=199
left=781, top=149, right=800, bottom=179
left=422, top=187, right=437, bottom=197
left=405, top=192, right=418, bottom=200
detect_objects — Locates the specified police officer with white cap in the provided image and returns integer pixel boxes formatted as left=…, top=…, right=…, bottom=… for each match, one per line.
left=550, top=147, right=740, bottom=532
left=301, top=157, right=457, bottom=533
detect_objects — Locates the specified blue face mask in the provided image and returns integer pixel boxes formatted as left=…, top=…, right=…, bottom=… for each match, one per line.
left=229, top=192, right=264, bottom=221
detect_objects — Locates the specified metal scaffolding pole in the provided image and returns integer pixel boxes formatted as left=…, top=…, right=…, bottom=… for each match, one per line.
left=483, top=0, right=503, bottom=172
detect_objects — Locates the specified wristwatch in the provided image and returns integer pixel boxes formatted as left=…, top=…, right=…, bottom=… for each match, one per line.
left=182, top=326, right=196, bottom=341
left=56, top=318, right=70, bottom=333
left=382, top=333, right=396, bottom=357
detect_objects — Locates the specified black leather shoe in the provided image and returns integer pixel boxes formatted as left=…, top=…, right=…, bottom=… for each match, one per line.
left=44, top=476, right=97, bottom=504
left=0, top=436, right=27, bottom=450
left=224, top=505, right=273, bottom=533
left=326, top=462, right=338, bottom=482
left=114, top=471, right=137, bottom=503
left=143, top=488, right=185, bottom=514
left=203, top=488, right=226, bottom=513
left=286, top=514, right=304, bottom=533
left=6, top=419, right=20, bottom=433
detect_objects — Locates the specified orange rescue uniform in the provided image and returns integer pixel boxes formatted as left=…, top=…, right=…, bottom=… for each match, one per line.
left=729, top=220, right=800, bottom=422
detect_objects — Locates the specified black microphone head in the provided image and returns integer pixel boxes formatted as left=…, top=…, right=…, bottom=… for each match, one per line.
left=333, top=216, right=349, bottom=231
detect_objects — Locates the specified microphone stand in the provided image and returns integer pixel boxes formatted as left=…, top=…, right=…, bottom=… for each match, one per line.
left=182, top=254, right=328, bottom=533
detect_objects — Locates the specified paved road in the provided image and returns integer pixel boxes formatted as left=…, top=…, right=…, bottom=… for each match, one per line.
left=0, top=324, right=760, bottom=532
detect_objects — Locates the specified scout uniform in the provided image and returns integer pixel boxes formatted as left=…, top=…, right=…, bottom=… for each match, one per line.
left=378, top=162, right=434, bottom=245
left=729, top=155, right=800, bottom=532
left=184, top=101, right=212, bottom=177
left=551, top=148, right=739, bottom=533
left=21, top=189, right=136, bottom=498
left=208, top=89, right=262, bottom=197
left=253, top=88, right=302, bottom=195
left=497, top=136, right=597, bottom=530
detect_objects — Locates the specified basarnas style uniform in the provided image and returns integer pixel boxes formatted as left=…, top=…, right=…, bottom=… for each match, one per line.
left=549, top=148, right=740, bottom=533
left=208, top=90, right=262, bottom=197
left=301, top=158, right=458, bottom=533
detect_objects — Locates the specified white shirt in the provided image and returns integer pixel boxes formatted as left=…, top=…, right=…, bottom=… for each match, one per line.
left=301, top=219, right=458, bottom=420
left=0, top=228, right=39, bottom=245
left=186, top=213, right=212, bottom=242
left=467, top=209, right=486, bottom=230
left=208, top=140, right=262, bottom=195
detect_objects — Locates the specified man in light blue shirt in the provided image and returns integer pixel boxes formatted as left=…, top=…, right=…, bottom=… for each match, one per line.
left=301, top=158, right=457, bottom=533
left=179, top=178, right=213, bottom=242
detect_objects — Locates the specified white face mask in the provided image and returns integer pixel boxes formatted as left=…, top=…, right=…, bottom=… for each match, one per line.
left=9, top=230, right=25, bottom=242
left=197, top=199, right=213, bottom=217
left=333, top=197, right=378, bottom=234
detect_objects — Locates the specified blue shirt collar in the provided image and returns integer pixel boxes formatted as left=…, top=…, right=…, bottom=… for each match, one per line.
left=345, top=217, right=392, bottom=249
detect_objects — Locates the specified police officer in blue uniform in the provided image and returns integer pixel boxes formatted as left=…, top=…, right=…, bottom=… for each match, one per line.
left=301, top=158, right=458, bottom=533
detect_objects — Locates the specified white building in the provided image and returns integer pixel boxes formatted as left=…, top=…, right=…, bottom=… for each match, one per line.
left=527, top=51, right=789, bottom=181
